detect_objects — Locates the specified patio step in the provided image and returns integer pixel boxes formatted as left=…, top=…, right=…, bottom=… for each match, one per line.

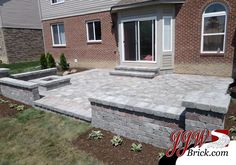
left=110, top=70, right=156, bottom=79
left=115, top=66, right=159, bottom=73
left=110, top=66, right=159, bottom=79
left=33, top=96, right=92, bottom=122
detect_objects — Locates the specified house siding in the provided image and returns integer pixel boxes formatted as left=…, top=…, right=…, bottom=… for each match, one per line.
left=39, top=0, right=120, bottom=20
left=175, top=0, right=236, bottom=77
left=42, top=11, right=119, bottom=68
left=0, top=28, right=8, bottom=63
left=0, top=0, right=41, bottom=29
left=3, top=28, right=44, bottom=63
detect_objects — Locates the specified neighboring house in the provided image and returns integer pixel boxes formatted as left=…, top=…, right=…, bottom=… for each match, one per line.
left=39, top=0, right=236, bottom=77
left=0, top=0, right=44, bottom=64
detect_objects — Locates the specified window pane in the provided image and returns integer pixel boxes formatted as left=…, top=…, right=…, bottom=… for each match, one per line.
left=87, top=22, right=94, bottom=40
left=205, top=4, right=226, bottom=13
left=52, top=25, right=59, bottom=45
left=94, top=21, right=101, bottom=40
left=163, top=17, right=172, bottom=51
left=204, top=16, right=225, bottom=33
left=58, top=24, right=65, bottom=44
left=203, top=35, right=224, bottom=51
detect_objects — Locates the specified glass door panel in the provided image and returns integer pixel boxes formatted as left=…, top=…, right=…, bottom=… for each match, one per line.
left=139, top=20, right=155, bottom=61
left=123, top=19, right=155, bottom=62
left=123, top=22, right=137, bottom=61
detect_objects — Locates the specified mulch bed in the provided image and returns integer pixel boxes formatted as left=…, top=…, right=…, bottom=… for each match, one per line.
left=73, top=129, right=166, bottom=165
left=0, top=96, right=29, bottom=118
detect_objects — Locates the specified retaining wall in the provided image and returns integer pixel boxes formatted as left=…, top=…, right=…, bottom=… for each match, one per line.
left=11, top=68, right=57, bottom=81
left=90, top=92, right=231, bottom=149
left=0, top=68, right=10, bottom=78
left=0, top=77, right=40, bottom=105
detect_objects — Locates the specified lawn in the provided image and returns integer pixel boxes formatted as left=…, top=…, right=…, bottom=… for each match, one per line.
left=0, top=61, right=40, bottom=74
left=0, top=97, right=103, bottom=165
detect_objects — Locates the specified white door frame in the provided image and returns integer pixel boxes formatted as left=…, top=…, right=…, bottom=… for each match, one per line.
left=121, top=16, right=158, bottom=64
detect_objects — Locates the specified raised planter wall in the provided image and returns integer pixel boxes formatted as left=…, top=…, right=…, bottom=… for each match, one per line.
left=11, top=68, right=57, bottom=81
left=0, top=77, right=40, bottom=105
left=90, top=92, right=231, bottom=149
left=0, top=68, right=10, bottom=78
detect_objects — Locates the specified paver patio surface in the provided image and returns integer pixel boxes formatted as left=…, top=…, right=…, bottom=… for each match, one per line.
left=34, top=69, right=232, bottom=121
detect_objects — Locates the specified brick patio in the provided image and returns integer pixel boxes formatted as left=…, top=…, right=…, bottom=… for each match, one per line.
left=34, top=69, right=232, bottom=122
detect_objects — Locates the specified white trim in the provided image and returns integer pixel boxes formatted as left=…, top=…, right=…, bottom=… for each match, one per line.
left=121, top=16, right=158, bottom=63
left=51, top=0, right=64, bottom=5
left=200, top=2, right=227, bottom=54
left=51, top=23, right=66, bottom=47
left=86, top=20, right=102, bottom=43
left=162, top=16, right=173, bottom=52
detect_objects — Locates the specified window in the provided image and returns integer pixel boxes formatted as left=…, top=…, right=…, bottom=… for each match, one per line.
left=201, top=3, right=227, bottom=53
left=51, top=23, right=66, bottom=46
left=163, top=16, right=172, bottom=51
left=51, top=0, right=64, bottom=5
left=86, top=21, right=102, bottom=42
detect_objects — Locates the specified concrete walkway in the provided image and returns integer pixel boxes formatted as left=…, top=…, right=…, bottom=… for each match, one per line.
left=34, top=69, right=232, bottom=121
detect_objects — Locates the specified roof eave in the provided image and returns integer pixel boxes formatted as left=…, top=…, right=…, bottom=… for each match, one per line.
left=111, top=0, right=185, bottom=13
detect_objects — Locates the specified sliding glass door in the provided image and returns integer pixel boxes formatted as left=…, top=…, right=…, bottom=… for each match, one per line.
left=123, top=19, right=155, bottom=62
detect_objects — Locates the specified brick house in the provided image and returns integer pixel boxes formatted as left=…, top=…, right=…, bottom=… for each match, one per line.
left=39, top=0, right=236, bottom=77
left=0, top=0, right=44, bottom=64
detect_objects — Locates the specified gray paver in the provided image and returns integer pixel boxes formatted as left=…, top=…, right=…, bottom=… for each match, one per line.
left=34, top=69, right=232, bottom=121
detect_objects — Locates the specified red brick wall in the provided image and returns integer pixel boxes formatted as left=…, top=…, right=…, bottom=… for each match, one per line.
left=175, top=0, right=236, bottom=77
left=42, top=11, right=119, bottom=68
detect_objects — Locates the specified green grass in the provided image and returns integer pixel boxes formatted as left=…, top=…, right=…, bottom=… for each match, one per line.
left=0, top=61, right=41, bottom=74
left=0, top=109, right=103, bottom=165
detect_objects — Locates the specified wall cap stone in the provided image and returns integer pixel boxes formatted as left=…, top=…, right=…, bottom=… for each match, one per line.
left=0, top=77, right=38, bottom=89
left=0, top=68, right=10, bottom=72
left=182, top=91, right=231, bottom=114
left=89, top=95, right=185, bottom=120
left=11, top=68, right=57, bottom=79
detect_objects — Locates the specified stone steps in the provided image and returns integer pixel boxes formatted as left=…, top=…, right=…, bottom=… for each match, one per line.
left=115, top=66, right=159, bottom=73
left=110, top=66, right=159, bottom=79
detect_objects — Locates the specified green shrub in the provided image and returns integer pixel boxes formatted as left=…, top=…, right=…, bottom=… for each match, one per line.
left=111, top=136, right=123, bottom=147
left=46, top=53, right=56, bottom=68
left=40, top=54, right=48, bottom=69
left=59, top=53, right=69, bottom=71
left=131, top=143, right=142, bottom=152
left=88, top=130, right=103, bottom=140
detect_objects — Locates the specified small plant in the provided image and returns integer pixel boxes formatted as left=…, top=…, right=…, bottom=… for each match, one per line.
left=16, top=105, right=25, bottom=111
left=230, top=127, right=236, bottom=134
left=59, top=53, right=69, bottom=71
left=231, top=136, right=236, bottom=140
left=9, top=103, right=17, bottom=109
left=46, top=52, right=56, bottom=68
left=158, top=152, right=165, bottom=160
left=88, top=130, right=103, bottom=140
left=111, top=136, right=123, bottom=147
left=0, top=99, right=9, bottom=104
left=229, top=116, right=236, bottom=122
left=40, top=53, right=48, bottom=69
left=131, top=143, right=142, bottom=152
